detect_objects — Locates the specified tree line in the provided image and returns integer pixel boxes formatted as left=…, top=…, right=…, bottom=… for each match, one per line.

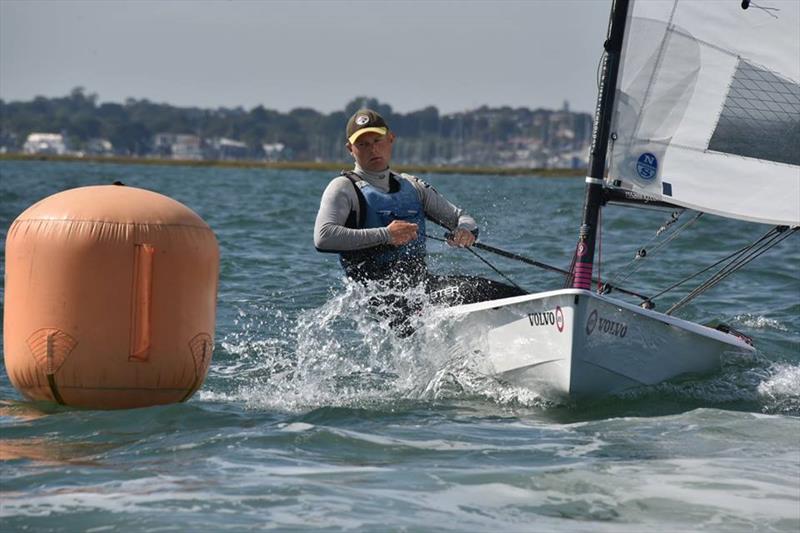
left=0, top=87, right=592, bottom=166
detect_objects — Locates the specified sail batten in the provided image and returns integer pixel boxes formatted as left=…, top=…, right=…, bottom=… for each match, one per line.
left=607, top=0, right=800, bottom=227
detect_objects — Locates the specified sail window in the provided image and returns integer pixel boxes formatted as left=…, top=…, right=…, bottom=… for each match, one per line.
left=708, top=60, right=800, bottom=166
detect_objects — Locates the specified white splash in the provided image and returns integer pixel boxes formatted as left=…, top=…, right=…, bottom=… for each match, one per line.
left=215, top=280, right=550, bottom=412
left=733, top=313, right=789, bottom=332
left=757, top=363, right=800, bottom=414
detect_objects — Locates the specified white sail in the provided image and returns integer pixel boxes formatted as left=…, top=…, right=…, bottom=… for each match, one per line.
left=607, top=0, right=800, bottom=226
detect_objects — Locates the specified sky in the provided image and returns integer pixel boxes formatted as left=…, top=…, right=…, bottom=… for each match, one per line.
left=0, top=0, right=613, bottom=115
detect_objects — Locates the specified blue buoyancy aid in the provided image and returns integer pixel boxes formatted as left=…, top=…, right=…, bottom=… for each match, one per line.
left=340, top=172, right=427, bottom=281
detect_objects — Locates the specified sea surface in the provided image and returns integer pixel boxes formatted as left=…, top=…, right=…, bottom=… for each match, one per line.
left=1, top=160, right=798, bottom=532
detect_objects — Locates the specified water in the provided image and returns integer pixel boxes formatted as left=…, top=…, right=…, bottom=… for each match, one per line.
left=1, top=160, right=798, bottom=531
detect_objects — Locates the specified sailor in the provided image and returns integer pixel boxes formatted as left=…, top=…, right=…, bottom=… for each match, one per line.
left=314, top=108, right=525, bottom=330
left=314, top=108, right=479, bottom=285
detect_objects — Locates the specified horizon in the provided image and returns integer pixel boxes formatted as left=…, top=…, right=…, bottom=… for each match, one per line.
left=0, top=0, right=613, bottom=116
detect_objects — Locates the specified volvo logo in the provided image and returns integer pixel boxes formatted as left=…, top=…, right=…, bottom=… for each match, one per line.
left=528, top=307, right=565, bottom=333
left=528, top=311, right=556, bottom=327
left=586, top=309, right=627, bottom=338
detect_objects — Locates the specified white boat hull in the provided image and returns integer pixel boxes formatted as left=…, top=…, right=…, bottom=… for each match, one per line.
left=437, top=289, right=755, bottom=399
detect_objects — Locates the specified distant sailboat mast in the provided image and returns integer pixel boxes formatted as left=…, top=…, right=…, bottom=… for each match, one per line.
left=570, top=0, right=630, bottom=290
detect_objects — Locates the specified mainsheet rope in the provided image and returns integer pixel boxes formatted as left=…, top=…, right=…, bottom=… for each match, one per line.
left=425, top=233, right=526, bottom=293
left=426, top=233, right=651, bottom=301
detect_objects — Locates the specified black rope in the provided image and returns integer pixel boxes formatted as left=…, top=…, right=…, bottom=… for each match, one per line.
left=466, top=247, right=527, bottom=293
left=426, top=233, right=651, bottom=301
left=665, top=226, right=797, bottom=315
left=425, top=234, right=525, bottom=292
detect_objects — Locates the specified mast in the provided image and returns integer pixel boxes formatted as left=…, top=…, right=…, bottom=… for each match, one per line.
left=570, top=0, right=630, bottom=290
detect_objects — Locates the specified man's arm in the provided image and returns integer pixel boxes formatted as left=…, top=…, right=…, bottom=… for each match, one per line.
left=314, top=177, right=391, bottom=252
left=405, top=175, right=478, bottom=232
left=404, top=175, right=477, bottom=247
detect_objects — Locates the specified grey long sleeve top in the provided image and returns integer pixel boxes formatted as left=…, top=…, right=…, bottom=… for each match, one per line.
left=314, top=165, right=477, bottom=252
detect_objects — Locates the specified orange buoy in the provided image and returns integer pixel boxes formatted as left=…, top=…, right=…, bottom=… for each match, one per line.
left=3, top=184, right=219, bottom=409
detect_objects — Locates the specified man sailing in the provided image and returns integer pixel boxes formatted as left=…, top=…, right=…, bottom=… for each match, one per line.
left=314, top=108, right=524, bottom=326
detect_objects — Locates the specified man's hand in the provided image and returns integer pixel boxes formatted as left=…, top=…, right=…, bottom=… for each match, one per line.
left=447, top=227, right=476, bottom=248
left=387, top=220, right=419, bottom=246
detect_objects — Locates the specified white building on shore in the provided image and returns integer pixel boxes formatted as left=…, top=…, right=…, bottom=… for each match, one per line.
left=211, top=137, right=249, bottom=160
left=152, top=133, right=204, bottom=160
left=23, top=133, right=68, bottom=155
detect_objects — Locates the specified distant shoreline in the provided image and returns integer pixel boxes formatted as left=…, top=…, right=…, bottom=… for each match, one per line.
left=0, top=153, right=584, bottom=177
